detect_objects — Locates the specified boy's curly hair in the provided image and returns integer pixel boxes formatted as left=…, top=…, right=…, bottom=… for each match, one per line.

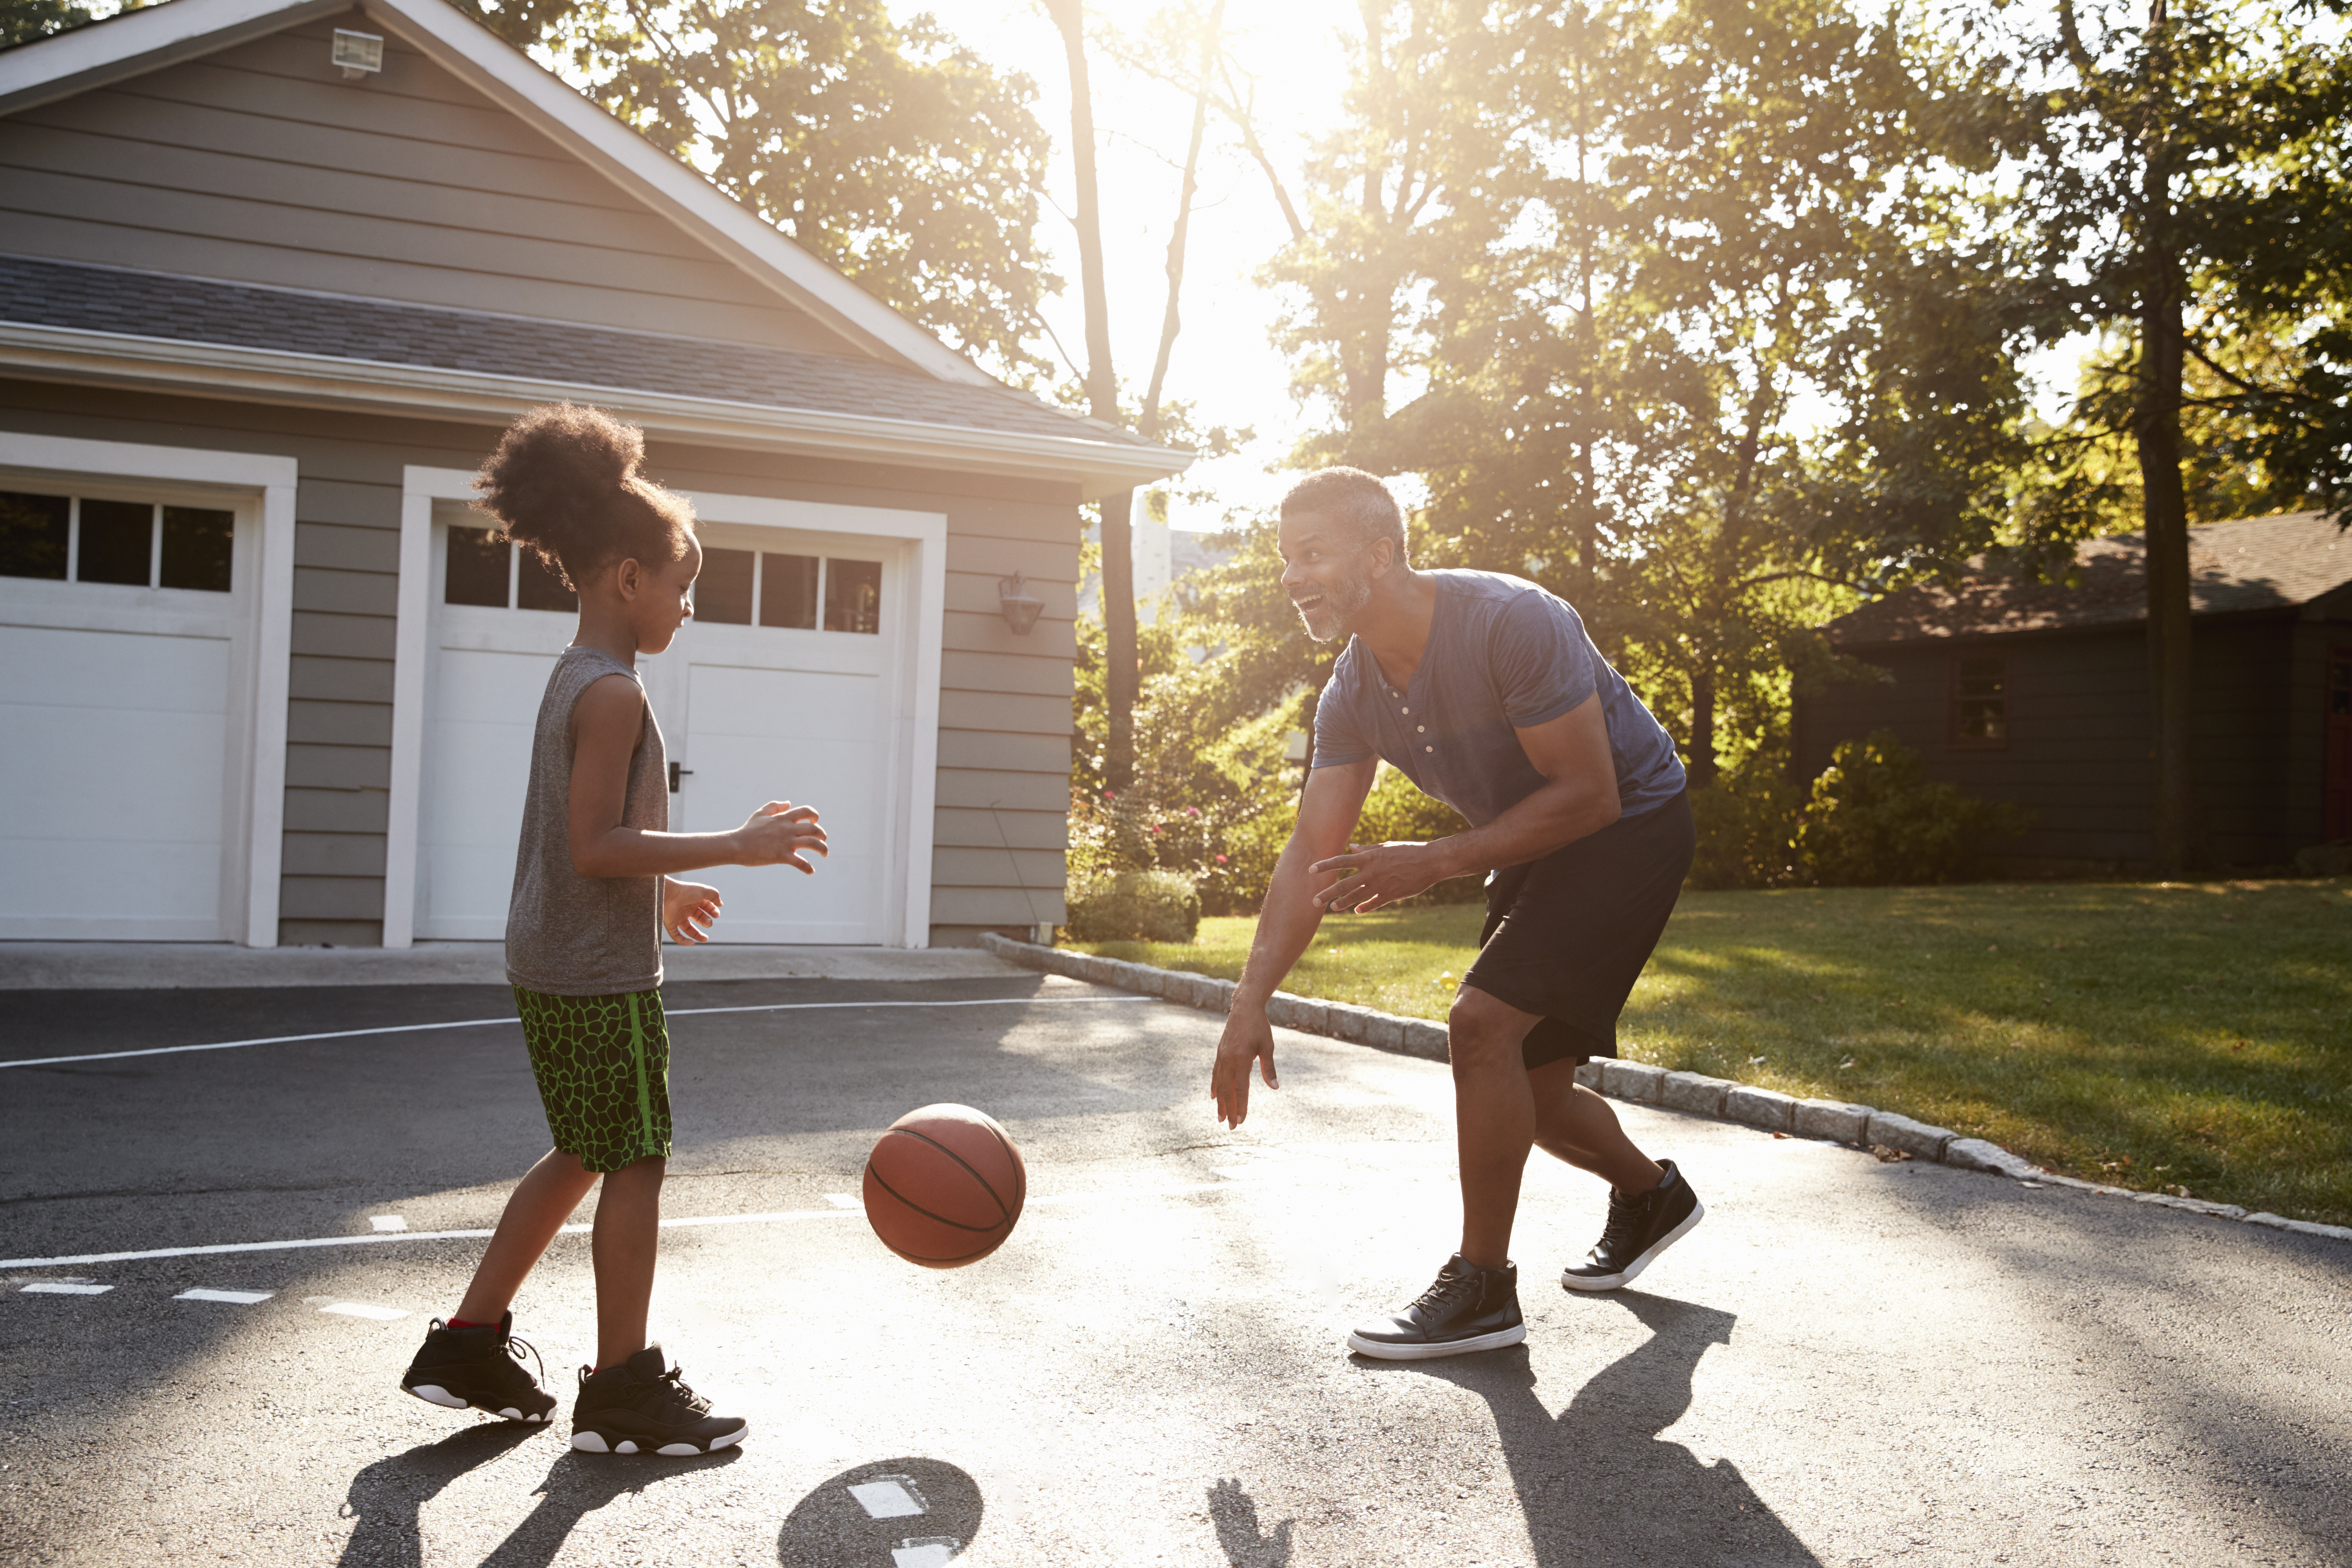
left=471, top=404, right=695, bottom=588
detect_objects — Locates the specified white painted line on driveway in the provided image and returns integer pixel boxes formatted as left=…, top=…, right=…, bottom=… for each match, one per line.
left=369, top=1216, right=408, bottom=1232
left=318, top=1302, right=408, bottom=1321
left=848, top=1477, right=926, bottom=1518
left=19, top=1281, right=111, bottom=1295
left=891, top=1541, right=960, bottom=1568
left=3, top=1180, right=1263, bottom=1271
left=0, top=994, right=1152, bottom=1069
left=822, top=1193, right=860, bottom=1209
left=175, top=1288, right=273, bottom=1305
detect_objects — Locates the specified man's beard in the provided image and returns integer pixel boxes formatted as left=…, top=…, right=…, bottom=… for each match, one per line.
left=1298, top=563, right=1374, bottom=643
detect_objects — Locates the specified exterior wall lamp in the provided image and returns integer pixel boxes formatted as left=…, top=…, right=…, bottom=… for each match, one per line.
left=998, top=570, right=1043, bottom=635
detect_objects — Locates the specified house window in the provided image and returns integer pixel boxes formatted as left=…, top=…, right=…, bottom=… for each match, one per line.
left=0, top=490, right=233, bottom=591
left=1948, top=654, right=2008, bottom=747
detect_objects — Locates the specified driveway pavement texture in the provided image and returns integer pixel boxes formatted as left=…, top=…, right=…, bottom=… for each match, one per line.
left=1, top=972, right=2346, bottom=1568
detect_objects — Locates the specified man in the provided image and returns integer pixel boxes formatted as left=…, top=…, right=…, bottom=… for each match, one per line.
left=1211, top=467, right=1701, bottom=1361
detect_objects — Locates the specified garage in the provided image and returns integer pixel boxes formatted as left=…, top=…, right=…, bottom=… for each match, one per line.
left=393, top=477, right=944, bottom=948
left=0, top=439, right=294, bottom=943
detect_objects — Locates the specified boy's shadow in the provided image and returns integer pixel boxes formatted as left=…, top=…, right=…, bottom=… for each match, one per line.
left=334, top=1426, right=738, bottom=1568
left=1375, top=1292, right=1823, bottom=1568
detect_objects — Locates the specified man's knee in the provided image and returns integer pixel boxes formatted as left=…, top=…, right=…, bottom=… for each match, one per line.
left=1448, top=990, right=1530, bottom=1074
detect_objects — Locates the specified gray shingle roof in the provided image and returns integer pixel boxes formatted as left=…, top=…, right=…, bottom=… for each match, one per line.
left=0, top=253, right=1148, bottom=450
left=1828, top=510, right=2352, bottom=646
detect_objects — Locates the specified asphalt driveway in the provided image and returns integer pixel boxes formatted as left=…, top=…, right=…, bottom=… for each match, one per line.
left=2, top=970, right=2346, bottom=1567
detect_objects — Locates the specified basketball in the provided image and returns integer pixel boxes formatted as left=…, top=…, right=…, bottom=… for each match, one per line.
left=861, top=1103, right=1027, bottom=1268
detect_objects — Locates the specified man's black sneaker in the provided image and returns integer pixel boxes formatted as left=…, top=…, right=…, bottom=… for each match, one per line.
left=399, top=1312, right=555, bottom=1423
left=1561, top=1158, right=1705, bottom=1292
left=570, top=1345, right=747, bottom=1455
left=1346, top=1254, right=1527, bottom=1360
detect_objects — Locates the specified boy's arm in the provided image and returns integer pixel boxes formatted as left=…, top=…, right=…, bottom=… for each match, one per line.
left=566, top=675, right=827, bottom=878
left=1211, top=757, right=1376, bottom=1128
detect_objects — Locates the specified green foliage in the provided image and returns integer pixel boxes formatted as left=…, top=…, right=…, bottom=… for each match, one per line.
left=1066, top=867, right=1200, bottom=943
left=0, top=0, right=92, bottom=46
left=1687, top=769, right=1807, bottom=891
left=462, top=0, right=1058, bottom=380
left=1800, top=731, right=2034, bottom=887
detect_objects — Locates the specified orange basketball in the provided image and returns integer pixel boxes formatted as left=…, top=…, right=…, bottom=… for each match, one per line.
left=861, top=1103, right=1026, bottom=1268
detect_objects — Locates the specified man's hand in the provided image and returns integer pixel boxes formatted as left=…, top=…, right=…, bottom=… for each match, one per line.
left=734, top=802, right=828, bottom=872
left=1308, top=840, right=1455, bottom=914
left=662, top=877, right=723, bottom=944
left=1211, top=1006, right=1280, bottom=1128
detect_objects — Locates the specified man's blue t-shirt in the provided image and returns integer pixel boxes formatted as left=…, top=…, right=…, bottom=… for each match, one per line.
left=1311, top=570, right=1686, bottom=829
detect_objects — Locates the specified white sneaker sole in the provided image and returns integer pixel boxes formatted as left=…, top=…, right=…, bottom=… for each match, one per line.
left=1344, top=1322, right=1527, bottom=1360
left=1560, top=1197, right=1706, bottom=1293
left=570, top=1425, right=747, bottom=1456
left=403, top=1383, right=548, bottom=1422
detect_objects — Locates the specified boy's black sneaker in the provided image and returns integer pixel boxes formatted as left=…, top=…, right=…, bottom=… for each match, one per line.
left=570, top=1345, right=747, bottom=1455
left=400, top=1312, right=555, bottom=1423
left=1346, top=1254, right=1526, bottom=1360
left=1561, top=1158, right=1704, bottom=1292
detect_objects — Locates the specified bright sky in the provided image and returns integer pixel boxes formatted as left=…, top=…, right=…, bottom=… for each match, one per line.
left=903, top=1, right=1358, bottom=531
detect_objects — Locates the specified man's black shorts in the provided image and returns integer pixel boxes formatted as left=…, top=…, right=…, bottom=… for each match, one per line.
left=1463, top=790, right=1694, bottom=1072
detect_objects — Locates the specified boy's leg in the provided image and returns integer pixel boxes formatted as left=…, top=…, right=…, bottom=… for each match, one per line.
left=590, top=1155, right=665, bottom=1371
left=453, top=1149, right=599, bottom=1324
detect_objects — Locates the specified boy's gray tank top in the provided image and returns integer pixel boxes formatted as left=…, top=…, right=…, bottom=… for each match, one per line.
left=504, top=645, right=667, bottom=996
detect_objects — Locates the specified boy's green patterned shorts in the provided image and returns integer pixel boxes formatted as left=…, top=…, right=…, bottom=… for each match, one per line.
left=512, top=985, right=672, bottom=1173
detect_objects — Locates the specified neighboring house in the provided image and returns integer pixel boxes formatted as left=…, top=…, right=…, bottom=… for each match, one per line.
left=0, top=0, right=1186, bottom=949
left=1793, top=510, right=2352, bottom=873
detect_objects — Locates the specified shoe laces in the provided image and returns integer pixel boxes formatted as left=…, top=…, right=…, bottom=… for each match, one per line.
left=1409, top=1268, right=1482, bottom=1317
left=646, top=1364, right=712, bottom=1419
left=500, top=1329, right=546, bottom=1392
left=1595, top=1185, right=1648, bottom=1253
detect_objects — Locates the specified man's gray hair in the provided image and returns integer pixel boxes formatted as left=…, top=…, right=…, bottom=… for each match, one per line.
left=1279, top=467, right=1408, bottom=566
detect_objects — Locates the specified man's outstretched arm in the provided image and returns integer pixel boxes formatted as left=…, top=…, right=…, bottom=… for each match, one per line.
left=1212, top=757, right=1377, bottom=1127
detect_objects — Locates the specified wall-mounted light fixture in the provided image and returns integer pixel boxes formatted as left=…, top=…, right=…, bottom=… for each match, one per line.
left=332, top=29, right=384, bottom=78
left=998, top=570, right=1043, bottom=635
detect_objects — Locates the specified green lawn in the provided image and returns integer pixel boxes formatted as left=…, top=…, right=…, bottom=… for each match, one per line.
left=1072, top=879, right=2352, bottom=1226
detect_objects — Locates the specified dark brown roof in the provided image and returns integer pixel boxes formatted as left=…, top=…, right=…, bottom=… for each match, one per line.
left=1827, top=510, right=2352, bottom=646
left=0, top=254, right=1148, bottom=451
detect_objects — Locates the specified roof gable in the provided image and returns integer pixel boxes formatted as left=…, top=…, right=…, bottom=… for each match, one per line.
left=0, top=0, right=993, bottom=385
left=1828, top=510, right=2352, bottom=647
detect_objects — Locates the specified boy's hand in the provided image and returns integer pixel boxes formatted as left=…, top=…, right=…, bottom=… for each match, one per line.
left=734, top=802, right=828, bottom=873
left=662, top=878, right=723, bottom=944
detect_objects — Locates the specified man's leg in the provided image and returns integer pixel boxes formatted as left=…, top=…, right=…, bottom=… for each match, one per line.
left=1447, top=985, right=1549, bottom=1269
left=1528, top=1061, right=1665, bottom=1195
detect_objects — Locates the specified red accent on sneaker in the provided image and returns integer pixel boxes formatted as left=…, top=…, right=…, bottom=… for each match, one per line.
left=446, top=1317, right=493, bottom=1330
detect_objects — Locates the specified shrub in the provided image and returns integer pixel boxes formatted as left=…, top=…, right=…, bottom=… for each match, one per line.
left=1800, top=729, right=2033, bottom=885
left=1066, top=867, right=1201, bottom=942
left=1687, top=770, right=1806, bottom=890
left=1353, top=763, right=1485, bottom=904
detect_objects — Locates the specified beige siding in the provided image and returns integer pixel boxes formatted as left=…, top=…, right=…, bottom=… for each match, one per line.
left=0, top=13, right=864, bottom=352
left=0, top=380, right=1084, bottom=946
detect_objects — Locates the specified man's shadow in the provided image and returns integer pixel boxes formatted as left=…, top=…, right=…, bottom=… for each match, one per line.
left=1207, top=1475, right=1293, bottom=1567
left=1382, top=1292, right=1823, bottom=1568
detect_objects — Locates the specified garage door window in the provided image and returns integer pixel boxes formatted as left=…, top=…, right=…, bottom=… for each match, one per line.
left=686, top=547, right=879, bottom=634
left=444, top=524, right=577, bottom=612
left=0, top=490, right=232, bottom=591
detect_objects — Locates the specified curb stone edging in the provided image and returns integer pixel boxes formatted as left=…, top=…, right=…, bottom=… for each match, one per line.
left=978, top=934, right=2352, bottom=1248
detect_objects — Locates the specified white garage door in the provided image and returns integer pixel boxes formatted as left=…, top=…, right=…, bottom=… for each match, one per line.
left=0, top=486, right=251, bottom=940
left=411, top=514, right=904, bottom=945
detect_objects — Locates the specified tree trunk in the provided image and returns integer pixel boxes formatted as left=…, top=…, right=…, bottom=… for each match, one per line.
left=1687, top=662, right=1719, bottom=789
left=2135, top=6, right=2195, bottom=875
left=1046, top=0, right=1136, bottom=791
left=2138, top=263, right=2194, bottom=873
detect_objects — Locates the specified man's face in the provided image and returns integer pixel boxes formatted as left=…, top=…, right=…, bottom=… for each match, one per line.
left=1277, top=511, right=1378, bottom=643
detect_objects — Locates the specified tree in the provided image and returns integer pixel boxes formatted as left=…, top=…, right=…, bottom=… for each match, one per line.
left=463, top=0, right=1059, bottom=381
left=1, top=0, right=93, bottom=46
left=1950, top=0, right=2352, bottom=871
